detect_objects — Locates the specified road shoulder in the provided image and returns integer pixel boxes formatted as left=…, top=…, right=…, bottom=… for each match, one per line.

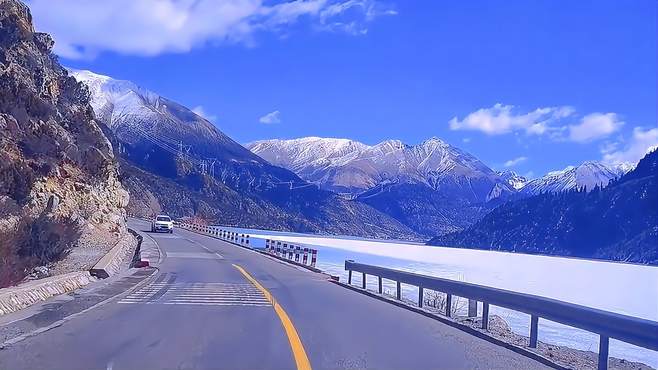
left=0, top=267, right=157, bottom=348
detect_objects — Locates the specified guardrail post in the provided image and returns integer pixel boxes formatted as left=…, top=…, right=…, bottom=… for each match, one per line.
left=418, top=287, right=424, bottom=307
left=396, top=281, right=401, bottom=300
left=362, top=272, right=366, bottom=289
left=348, top=270, right=352, bottom=285
left=378, top=276, right=382, bottom=294
left=445, top=294, right=452, bottom=317
left=482, top=302, right=489, bottom=330
left=310, top=249, right=317, bottom=267
left=468, top=299, right=477, bottom=317
left=529, top=315, right=539, bottom=348
left=598, top=335, right=609, bottom=370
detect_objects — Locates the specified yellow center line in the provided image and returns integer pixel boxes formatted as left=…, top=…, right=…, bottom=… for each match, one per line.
left=232, top=264, right=312, bottom=370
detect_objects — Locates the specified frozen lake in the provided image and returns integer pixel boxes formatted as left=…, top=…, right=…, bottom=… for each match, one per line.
left=216, top=226, right=658, bottom=367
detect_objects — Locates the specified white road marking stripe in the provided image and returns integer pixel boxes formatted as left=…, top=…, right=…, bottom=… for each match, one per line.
left=162, top=302, right=271, bottom=306
left=173, top=294, right=262, bottom=298
left=170, top=297, right=265, bottom=300
left=164, top=252, right=223, bottom=259
left=117, top=281, right=269, bottom=306
left=118, top=301, right=271, bottom=306
left=168, top=299, right=269, bottom=303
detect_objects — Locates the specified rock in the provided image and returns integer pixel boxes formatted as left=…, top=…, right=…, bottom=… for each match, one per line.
left=28, top=265, right=50, bottom=279
left=46, top=194, right=59, bottom=212
left=0, top=0, right=129, bottom=287
left=32, top=32, right=53, bottom=52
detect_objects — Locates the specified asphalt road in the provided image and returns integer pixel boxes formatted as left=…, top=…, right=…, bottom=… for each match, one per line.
left=0, top=219, right=551, bottom=370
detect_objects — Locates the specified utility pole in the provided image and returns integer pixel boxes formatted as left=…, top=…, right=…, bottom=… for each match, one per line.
left=208, top=158, right=217, bottom=177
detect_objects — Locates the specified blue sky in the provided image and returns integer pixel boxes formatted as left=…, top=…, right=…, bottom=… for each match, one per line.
left=28, top=0, right=657, bottom=177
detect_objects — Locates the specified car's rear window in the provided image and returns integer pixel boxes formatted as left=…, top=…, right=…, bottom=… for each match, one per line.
left=156, top=216, right=171, bottom=222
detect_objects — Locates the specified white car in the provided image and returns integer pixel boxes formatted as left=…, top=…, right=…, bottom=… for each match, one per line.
left=151, top=215, right=174, bottom=233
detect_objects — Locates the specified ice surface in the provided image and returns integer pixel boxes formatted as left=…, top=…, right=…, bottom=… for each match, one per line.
left=223, top=226, right=658, bottom=367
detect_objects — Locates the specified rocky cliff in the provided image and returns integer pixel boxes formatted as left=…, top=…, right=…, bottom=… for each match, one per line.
left=0, top=0, right=129, bottom=286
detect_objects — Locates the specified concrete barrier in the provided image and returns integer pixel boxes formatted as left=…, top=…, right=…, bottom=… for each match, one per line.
left=137, top=232, right=160, bottom=266
left=89, top=232, right=137, bottom=279
left=0, top=226, right=139, bottom=317
left=0, top=271, right=95, bottom=316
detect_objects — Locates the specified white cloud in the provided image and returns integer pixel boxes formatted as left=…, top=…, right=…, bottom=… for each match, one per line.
left=449, top=104, right=629, bottom=144
left=602, top=127, right=658, bottom=166
left=318, top=0, right=397, bottom=34
left=26, top=0, right=395, bottom=59
left=448, top=103, right=575, bottom=136
left=461, top=137, right=471, bottom=143
left=568, top=113, right=624, bottom=142
left=259, top=110, right=281, bottom=124
left=503, top=156, right=528, bottom=168
left=192, top=106, right=217, bottom=121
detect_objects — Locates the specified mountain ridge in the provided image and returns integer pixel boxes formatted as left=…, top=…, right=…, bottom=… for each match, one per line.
left=249, top=136, right=514, bottom=235
left=71, top=70, right=420, bottom=239
left=520, top=161, right=629, bottom=195
left=428, top=150, right=658, bottom=265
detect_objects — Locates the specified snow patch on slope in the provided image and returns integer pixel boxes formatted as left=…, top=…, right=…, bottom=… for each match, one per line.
left=522, top=161, right=629, bottom=194
left=248, top=136, right=508, bottom=197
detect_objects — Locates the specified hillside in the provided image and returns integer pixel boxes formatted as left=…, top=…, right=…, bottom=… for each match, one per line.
left=72, top=71, right=419, bottom=239
left=429, top=150, right=658, bottom=265
left=249, top=137, right=513, bottom=235
left=520, top=161, right=628, bottom=195
left=0, top=1, right=129, bottom=286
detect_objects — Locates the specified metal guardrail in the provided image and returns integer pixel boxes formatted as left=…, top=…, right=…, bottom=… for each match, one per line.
left=345, top=260, right=658, bottom=370
left=177, top=222, right=323, bottom=271
left=177, top=222, right=251, bottom=247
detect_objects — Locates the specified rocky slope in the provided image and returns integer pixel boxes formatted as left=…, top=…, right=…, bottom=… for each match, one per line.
left=249, top=137, right=514, bottom=235
left=521, top=161, right=628, bottom=195
left=0, top=0, right=129, bottom=287
left=248, top=137, right=511, bottom=198
left=429, top=150, right=658, bottom=265
left=72, top=71, right=418, bottom=239
left=496, top=171, right=528, bottom=190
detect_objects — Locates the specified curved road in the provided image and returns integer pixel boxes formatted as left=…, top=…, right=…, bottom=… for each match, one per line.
left=0, top=219, right=550, bottom=370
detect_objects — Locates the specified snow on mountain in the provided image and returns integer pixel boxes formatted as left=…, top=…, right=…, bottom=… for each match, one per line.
left=496, top=171, right=528, bottom=190
left=248, top=136, right=510, bottom=200
left=521, top=161, right=628, bottom=195
left=70, top=69, right=242, bottom=154
left=70, top=70, right=418, bottom=239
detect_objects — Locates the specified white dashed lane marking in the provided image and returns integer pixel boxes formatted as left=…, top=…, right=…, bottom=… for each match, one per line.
left=165, top=252, right=224, bottom=259
left=118, top=282, right=270, bottom=306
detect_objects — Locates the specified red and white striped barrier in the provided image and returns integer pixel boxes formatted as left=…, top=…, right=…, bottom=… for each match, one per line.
left=264, top=239, right=318, bottom=268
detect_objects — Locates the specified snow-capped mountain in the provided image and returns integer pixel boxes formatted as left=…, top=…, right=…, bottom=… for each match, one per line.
left=248, top=137, right=515, bottom=235
left=430, top=150, right=658, bottom=265
left=496, top=171, right=528, bottom=190
left=521, top=161, right=628, bottom=195
left=70, top=70, right=417, bottom=239
left=248, top=136, right=512, bottom=202
left=70, top=69, right=239, bottom=152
